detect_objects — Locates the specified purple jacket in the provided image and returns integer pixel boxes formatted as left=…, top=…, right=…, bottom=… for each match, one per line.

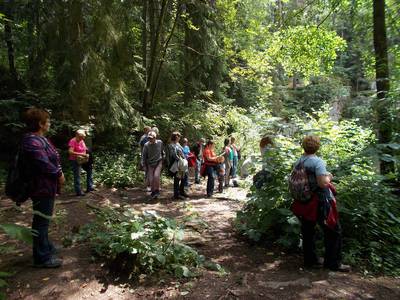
left=21, top=133, right=63, bottom=198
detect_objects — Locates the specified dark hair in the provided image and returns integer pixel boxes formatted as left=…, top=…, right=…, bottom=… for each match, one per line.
left=24, top=107, right=50, bottom=132
left=230, top=136, right=236, bottom=143
left=302, top=135, right=321, bottom=154
left=171, top=131, right=181, bottom=142
left=206, top=140, right=214, bottom=146
left=260, top=136, right=273, bottom=149
left=224, top=138, right=230, bottom=146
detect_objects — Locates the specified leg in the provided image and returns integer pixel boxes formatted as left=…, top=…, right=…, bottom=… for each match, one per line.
left=300, top=218, right=319, bottom=267
left=71, top=160, right=82, bottom=195
left=180, top=173, right=188, bottom=196
left=232, top=156, right=238, bottom=178
left=147, top=165, right=156, bottom=193
left=206, top=165, right=215, bottom=196
left=323, top=222, right=343, bottom=270
left=32, top=197, right=55, bottom=264
left=173, top=173, right=180, bottom=198
left=152, top=161, right=162, bottom=193
left=225, top=163, right=231, bottom=187
left=194, top=159, right=201, bottom=183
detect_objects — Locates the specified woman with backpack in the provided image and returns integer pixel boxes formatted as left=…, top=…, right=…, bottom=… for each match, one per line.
left=168, top=131, right=189, bottom=200
left=21, top=108, right=65, bottom=268
left=290, top=135, right=350, bottom=272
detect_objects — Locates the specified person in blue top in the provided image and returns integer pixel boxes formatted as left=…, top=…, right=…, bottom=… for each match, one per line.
left=291, top=135, right=350, bottom=272
left=182, top=138, right=190, bottom=188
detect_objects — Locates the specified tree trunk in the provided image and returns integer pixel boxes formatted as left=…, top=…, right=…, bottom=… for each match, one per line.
left=150, top=1, right=181, bottom=104
left=4, top=0, right=18, bottom=82
left=70, top=0, right=89, bottom=123
left=373, top=0, right=393, bottom=174
left=142, top=0, right=168, bottom=113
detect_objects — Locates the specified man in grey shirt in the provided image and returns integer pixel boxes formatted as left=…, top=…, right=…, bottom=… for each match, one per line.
left=141, top=131, right=164, bottom=199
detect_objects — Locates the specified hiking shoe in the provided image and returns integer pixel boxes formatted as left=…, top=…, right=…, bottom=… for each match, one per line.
left=76, top=192, right=85, bottom=197
left=173, top=195, right=185, bottom=200
left=328, top=264, right=351, bottom=272
left=34, top=257, right=62, bottom=268
left=180, top=192, right=189, bottom=198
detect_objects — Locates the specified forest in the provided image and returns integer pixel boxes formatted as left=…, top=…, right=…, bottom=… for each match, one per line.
left=0, top=0, right=399, bottom=299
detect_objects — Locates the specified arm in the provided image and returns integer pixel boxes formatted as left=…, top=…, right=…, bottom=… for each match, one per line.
left=141, top=144, right=148, bottom=167
left=315, top=160, right=331, bottom=188
left=317, top=175, right=331, bottom=188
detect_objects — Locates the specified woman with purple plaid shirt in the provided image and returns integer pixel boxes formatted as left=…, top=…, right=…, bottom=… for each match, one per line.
left=22, top=108, right=65, bottom=268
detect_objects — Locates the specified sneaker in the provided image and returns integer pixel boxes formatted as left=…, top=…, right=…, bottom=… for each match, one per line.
left=173, top=195, right=185, bottom=200
left=329, top=264, right=351, bottom=272
left=180, top=192, right=189, bottom=198
left=76, top=192, right=85, bottom=197
left=34, top=257, right=62, bottom=268
left=85, top=187, right=96, bottom=193
left=50, top=245, right=62, bottom=255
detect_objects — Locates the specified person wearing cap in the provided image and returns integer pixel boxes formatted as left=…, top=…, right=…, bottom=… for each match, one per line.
left=141, top=130, right=164, bottom=199
left=68, top=129, right=93, bottom=196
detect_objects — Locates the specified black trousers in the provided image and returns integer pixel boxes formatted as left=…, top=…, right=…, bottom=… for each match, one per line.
left=32, top=197, right=56, bottom=264
left=300, top=218, right=342, bottom=269
left=173, top=173, right=185, bottom=197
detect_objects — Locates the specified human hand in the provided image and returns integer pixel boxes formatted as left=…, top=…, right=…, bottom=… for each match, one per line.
left=58, top=173, right=65, bottom=185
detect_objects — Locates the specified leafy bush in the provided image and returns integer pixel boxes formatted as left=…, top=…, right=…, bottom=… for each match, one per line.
left=0, top=223, right=35, bottom=299
left=235, top=109, right=400, bottom=275
left=79, top=206, right=204, bottom=278
left=94, top=151, right=143, bottom=188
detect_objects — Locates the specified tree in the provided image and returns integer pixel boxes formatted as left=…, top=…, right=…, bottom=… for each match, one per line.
left=373, top=0, right=393, bottom=174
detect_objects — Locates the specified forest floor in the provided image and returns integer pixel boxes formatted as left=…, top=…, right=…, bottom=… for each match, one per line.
left=1, top=180, right=400, bottom=300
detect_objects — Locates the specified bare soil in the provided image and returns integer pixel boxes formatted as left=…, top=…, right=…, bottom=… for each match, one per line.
left=1, top=182, right=399, bottom=300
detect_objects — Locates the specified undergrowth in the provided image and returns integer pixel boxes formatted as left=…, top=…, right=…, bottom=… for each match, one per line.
left=79, top=206, right=220, bottom=279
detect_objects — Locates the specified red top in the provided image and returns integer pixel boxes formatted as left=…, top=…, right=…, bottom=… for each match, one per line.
left=203, top=147, right=217, bottom=165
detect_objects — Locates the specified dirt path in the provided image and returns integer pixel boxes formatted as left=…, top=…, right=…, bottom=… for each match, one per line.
left=1, top=182, right=399, bottom=299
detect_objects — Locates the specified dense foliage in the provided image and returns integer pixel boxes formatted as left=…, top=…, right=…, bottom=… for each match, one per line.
left=79, top=206, right=205, bottom=278
left=235, top=109, right=400, bottom=275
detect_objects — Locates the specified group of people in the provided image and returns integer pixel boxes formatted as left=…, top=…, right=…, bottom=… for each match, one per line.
left=15, top=107, right=348, bottom=273
left=139, top=126, right=241, bottom=200
left=18, top=107, right=94, bottom=268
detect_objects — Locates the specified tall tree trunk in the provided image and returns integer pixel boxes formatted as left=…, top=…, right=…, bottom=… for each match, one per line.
left=4, top=0, right=18, bottom=82
left=373, top=0, right=393, bottom=174
left=70, top=0, right=89, bottom=123
left=27, top=0, right=41, bottom=88
left=150, top=1, right=181, bottom=104
left=142, top=0, right=148, bottom=74
left=142, top=0, right=168, bottom=113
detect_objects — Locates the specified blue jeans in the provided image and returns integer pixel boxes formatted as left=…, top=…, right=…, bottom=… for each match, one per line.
left=206, top=165, right=215, bottom=196
left=32, top=197, right=55, bottom=264
left=72, top=160, right=93, bottom=194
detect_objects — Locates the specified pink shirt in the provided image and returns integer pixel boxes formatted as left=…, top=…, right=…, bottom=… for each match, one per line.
left=68, top=137, right=87, bottom=160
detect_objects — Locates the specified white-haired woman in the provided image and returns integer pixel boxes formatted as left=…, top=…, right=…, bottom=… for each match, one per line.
left=68, top=129, right=93, bottom=196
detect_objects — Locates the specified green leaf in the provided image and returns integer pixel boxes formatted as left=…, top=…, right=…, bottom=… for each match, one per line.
left=0, top=271, right=14, bottom=278
left=0, top=224, right=35, bottom=244
left=0, top=278, right=7, bottom=288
